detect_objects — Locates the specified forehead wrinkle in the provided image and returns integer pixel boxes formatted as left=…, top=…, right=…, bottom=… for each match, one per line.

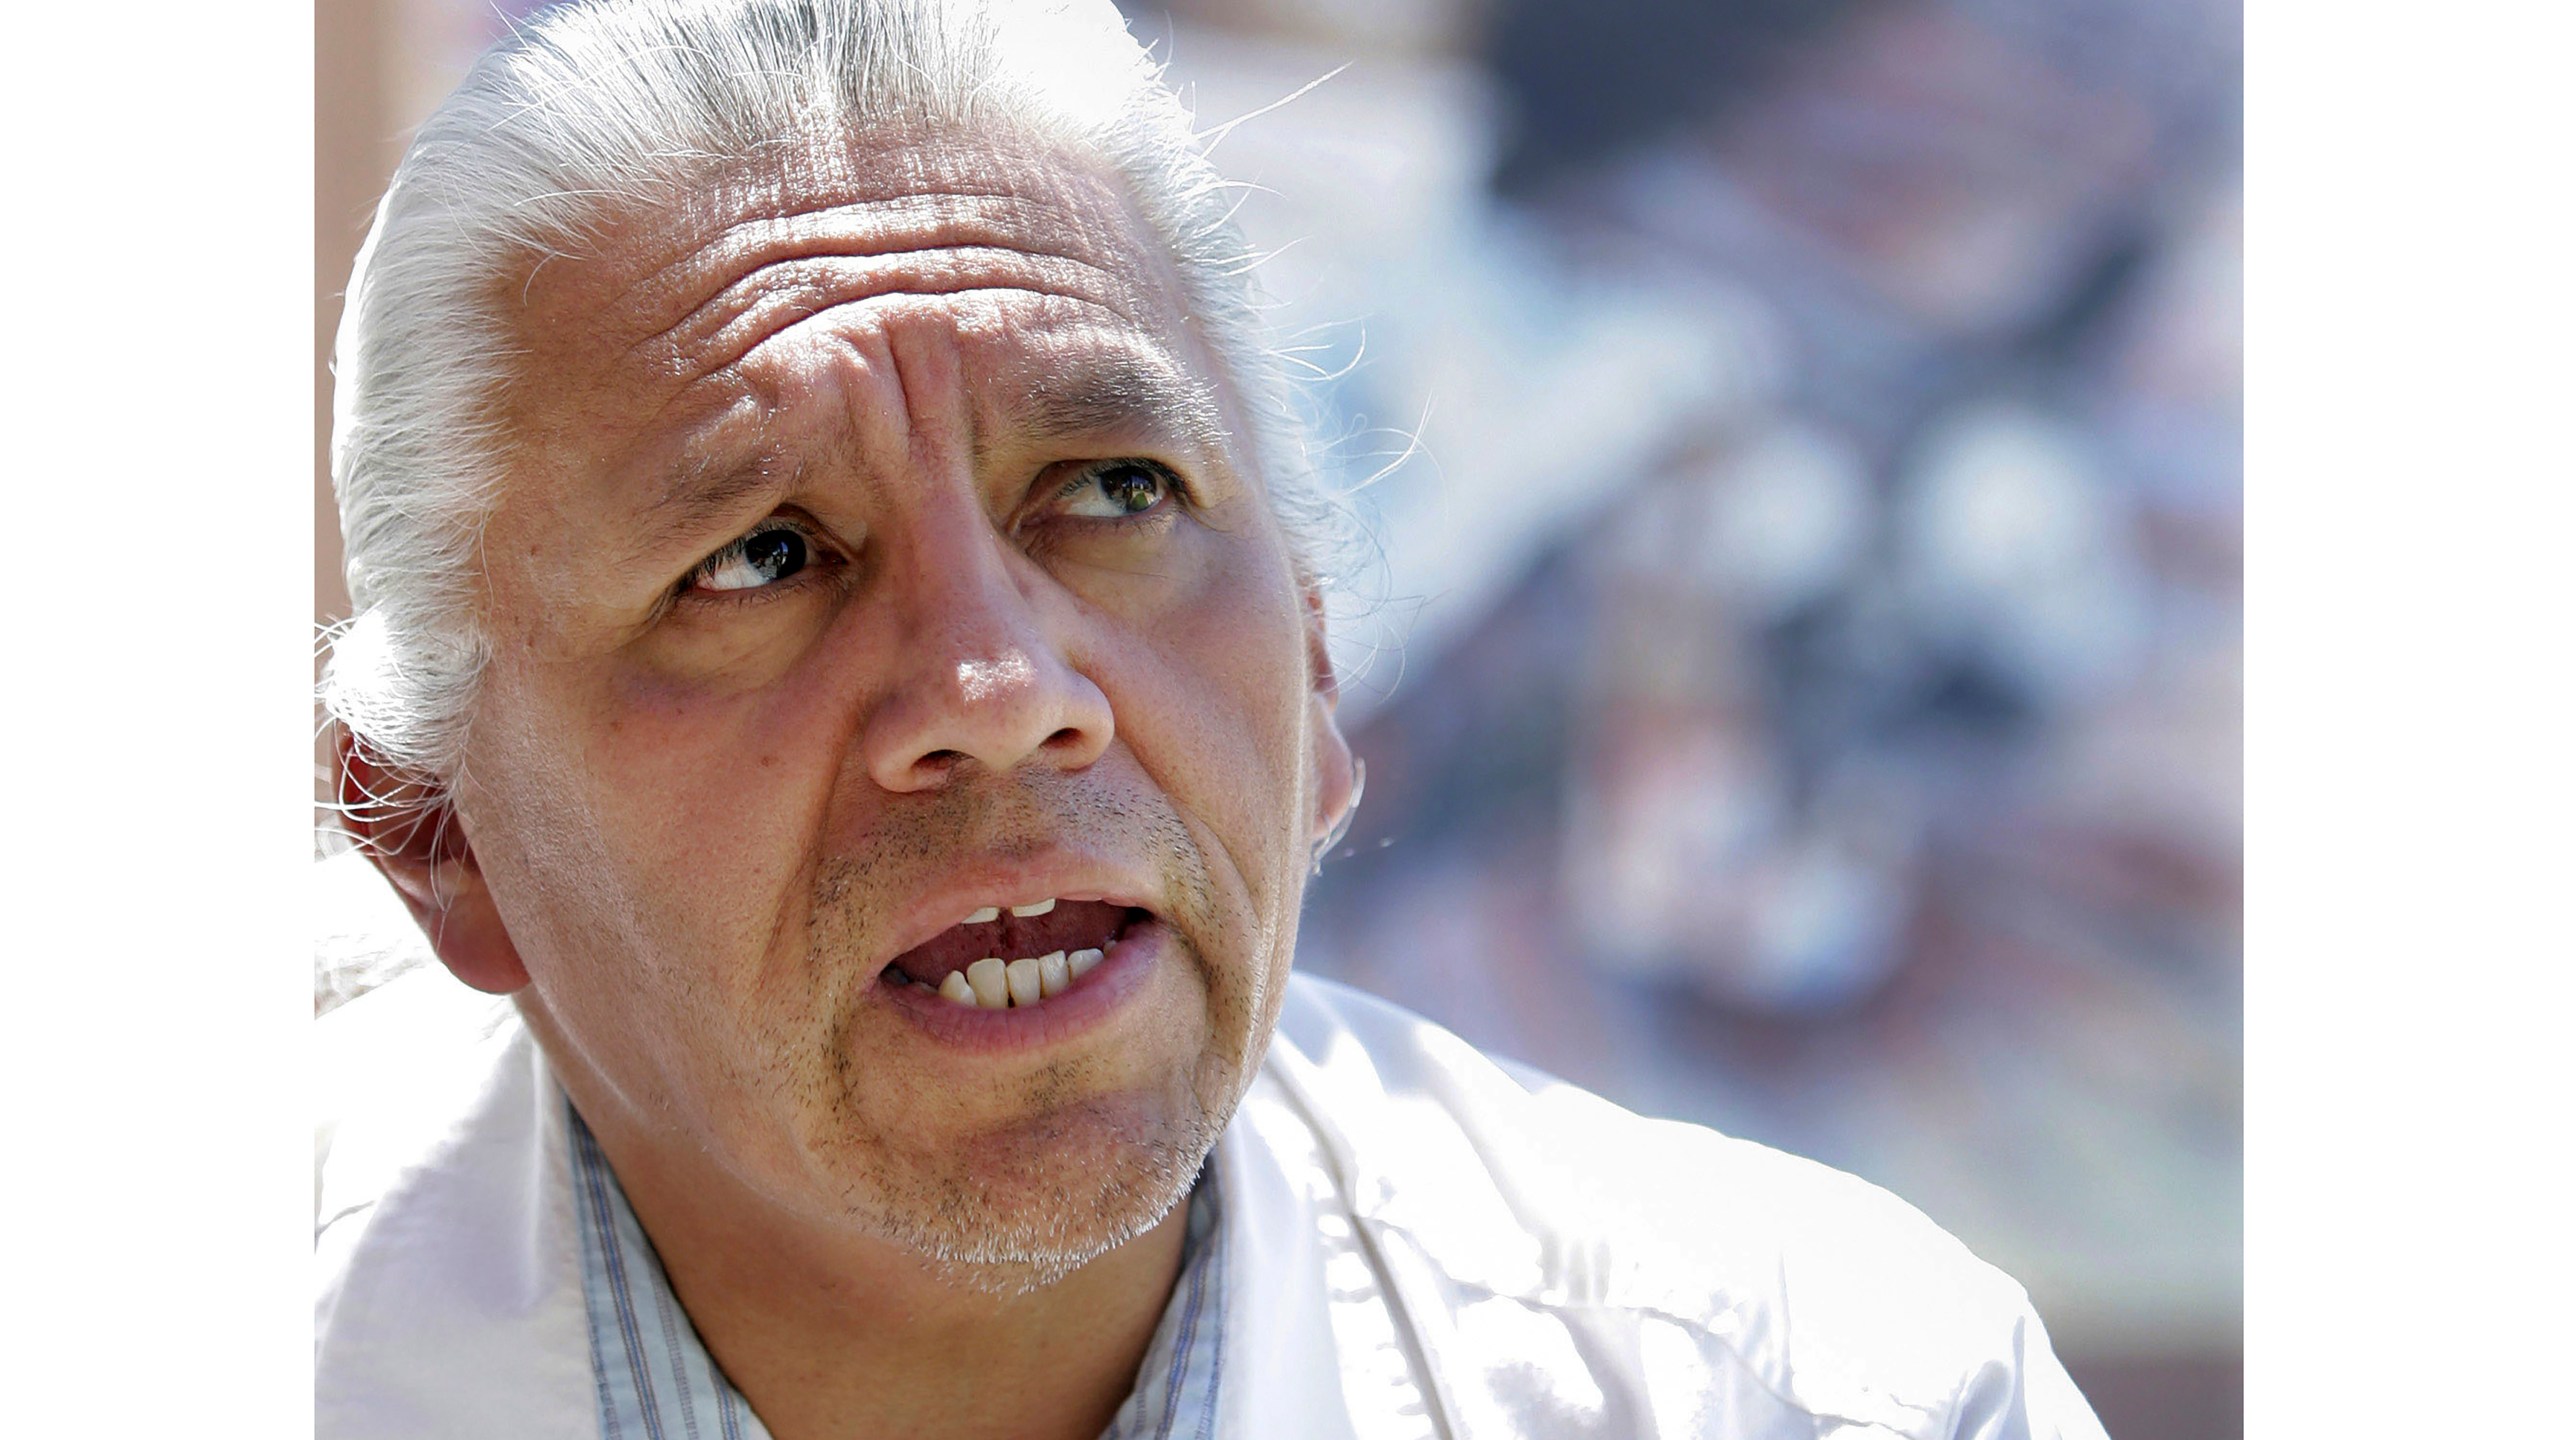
left=618, top=186, right=1134, bottom=337
left=648, top=242, right=1130, bottom=357
left=658, top=268, right=1150, bottom=394
left=593, top=163, right=1163, bottom=371
left=594, top=180, right=1070, bottom=311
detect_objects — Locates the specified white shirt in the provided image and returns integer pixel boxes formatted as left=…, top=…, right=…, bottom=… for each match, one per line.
left=316, top=964, right=2105, bottom=1438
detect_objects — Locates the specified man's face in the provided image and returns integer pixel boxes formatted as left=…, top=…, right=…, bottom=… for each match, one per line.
left=440, top=126, right=1351, bottom=1281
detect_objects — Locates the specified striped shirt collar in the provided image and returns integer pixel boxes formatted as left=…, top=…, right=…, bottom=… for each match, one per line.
left=567, top=1102, right=1228, bottom=1440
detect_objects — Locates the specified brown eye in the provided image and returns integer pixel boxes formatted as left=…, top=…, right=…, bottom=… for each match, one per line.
left=1056, top=460, right=1174, bottom=519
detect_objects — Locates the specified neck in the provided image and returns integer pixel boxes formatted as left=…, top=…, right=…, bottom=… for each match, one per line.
left=576, top=1101, right=1193, bottom=1440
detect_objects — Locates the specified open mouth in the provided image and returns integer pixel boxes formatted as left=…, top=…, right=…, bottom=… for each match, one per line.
left=882, top=899, right=1146, bottom=1009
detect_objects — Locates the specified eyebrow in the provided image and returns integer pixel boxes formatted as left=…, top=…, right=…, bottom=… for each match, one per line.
left=1002, top=352, right=1229, bottom=462
left=632, top=449, right=796, bottom=561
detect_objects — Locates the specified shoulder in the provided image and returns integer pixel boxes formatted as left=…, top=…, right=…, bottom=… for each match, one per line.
left=314, top=952, right=524, bottom=1234
left=314, top=958, right=599, bottom=1438
left=1259, top=975, right=2105, bottom=1438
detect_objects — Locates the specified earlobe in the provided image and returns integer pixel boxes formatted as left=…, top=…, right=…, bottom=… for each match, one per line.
left=335, top=731, right=533, bottom=996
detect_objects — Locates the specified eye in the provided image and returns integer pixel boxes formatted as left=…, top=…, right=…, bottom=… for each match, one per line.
left=689, top=522, right=813, bottom=593
left=1054, top=460, right=1177, bottom=520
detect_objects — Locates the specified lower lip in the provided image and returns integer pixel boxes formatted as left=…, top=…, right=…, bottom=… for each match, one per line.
left=877, top=917, right=1170, bottom=1054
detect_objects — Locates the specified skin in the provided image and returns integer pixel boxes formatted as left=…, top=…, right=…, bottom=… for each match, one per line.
left=347, top=124, right=1358, bottom=1440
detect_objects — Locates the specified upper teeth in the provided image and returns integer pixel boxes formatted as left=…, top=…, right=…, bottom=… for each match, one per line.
left=935, top=945, right=1107, bottom=1008
left=962, top=898, right=1058, bottom=924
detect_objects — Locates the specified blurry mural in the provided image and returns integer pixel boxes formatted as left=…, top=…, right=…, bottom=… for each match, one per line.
left=316, top=1, right=2241, bottom=1434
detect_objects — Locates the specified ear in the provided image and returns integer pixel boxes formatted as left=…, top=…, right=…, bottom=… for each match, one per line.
left=1302, top=585, right=1359, bottom=844
left=334, top=729, right=532, bottom=996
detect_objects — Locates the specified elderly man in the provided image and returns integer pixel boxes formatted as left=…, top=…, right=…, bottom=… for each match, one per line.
left=314, top=1, right=2103, bottom=1436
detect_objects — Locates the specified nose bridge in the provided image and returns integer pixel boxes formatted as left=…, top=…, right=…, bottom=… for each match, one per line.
left=862, top=504, right=1113, bottom=790
left=902, top=516, right=1039, bottom=690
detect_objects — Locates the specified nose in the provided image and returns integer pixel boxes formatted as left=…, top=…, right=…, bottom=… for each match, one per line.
left=859, top=531, right=1114, bottom=793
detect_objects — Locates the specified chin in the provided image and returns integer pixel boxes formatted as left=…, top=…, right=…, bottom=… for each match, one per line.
left=836, top=1086, right=1223, bottom=1295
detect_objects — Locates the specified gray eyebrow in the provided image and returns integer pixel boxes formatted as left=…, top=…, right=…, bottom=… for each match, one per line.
left=1003, top=353, right=1228, bottom=460
left=633, top=450, right=796, bottom=559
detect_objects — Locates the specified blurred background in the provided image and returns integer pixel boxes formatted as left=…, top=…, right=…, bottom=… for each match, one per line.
left=316, top=0, right=2240, bottom=1434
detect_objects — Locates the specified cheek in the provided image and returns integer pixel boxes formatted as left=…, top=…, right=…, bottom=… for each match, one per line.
left=479, top=655, right=842, bottom=989
left=1103, top=526, right=1313, bottom=909
left=597, top=671, right=844, bottom=923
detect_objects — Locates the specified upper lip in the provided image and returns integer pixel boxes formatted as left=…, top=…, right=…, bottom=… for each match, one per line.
left=870, top=855, right=1165, bottom=971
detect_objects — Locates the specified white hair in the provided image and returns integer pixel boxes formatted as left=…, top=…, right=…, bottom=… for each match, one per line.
left=323, top=0, right=1351, bottom=793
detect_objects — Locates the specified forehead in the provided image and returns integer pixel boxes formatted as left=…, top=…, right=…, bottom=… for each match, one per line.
left=496, top=123, right=1216, bottom=498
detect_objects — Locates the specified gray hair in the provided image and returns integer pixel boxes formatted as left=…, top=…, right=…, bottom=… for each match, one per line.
left=323, top=0, right=1350, bottom=792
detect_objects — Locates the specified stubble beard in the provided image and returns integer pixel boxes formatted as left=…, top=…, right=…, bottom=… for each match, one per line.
left=795, top=772, right=1260, bottom=1298
left=869, top=1085, right=1227, bottom=1298
left=801, top=986, right=1242, bottom=1298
